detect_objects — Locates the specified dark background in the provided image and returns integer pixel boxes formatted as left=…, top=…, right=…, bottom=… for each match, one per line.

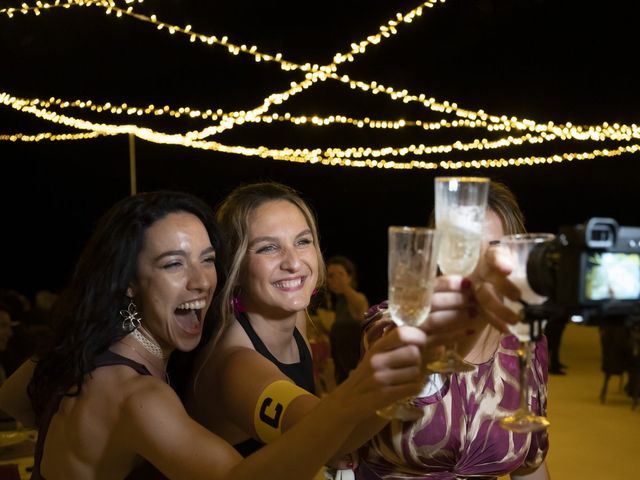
left=1, top=0, right=638, bottom=305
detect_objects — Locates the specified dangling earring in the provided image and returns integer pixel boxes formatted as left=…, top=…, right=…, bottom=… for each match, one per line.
left=120, top=299, right=142, bottom=332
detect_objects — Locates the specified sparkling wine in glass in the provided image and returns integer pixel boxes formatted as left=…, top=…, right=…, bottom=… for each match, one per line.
left=377, top=226, right=441, bottom=421
left=499, top=233, right=554, bottom=433
left=427, top=177, right=489, bottom=374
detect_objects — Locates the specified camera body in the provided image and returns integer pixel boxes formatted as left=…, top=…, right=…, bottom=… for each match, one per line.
left=527, top=218, right=640, bottom=325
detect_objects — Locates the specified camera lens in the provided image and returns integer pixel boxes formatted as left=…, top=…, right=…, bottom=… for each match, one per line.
left=527, top=239, right=558, bottom=299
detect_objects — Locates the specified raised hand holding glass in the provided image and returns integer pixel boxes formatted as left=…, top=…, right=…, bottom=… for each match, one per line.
left=427, top=177, right=489, bottom=374
left=376, top=226, right=441, bottom=421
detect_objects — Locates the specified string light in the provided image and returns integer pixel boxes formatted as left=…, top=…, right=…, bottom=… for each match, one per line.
left=0, top=131, right=106, bottom=141
left=5, top=91, right=638, bottom=159
left=4, top=0, right=635, bottom=140
left=4, top=93, right=638, bottom=171
left=70, top=0, right=636, bottom=142
left=2, top=0, right=480, bottom=139
left=0, top=0, right=324, bottom=73
left=0, top=0, right=110, bottom=18
left=1, top=1, right=638, bottom=169
left=8, top=94, right=640, bottom=143
left=3, top=0, right=636, bottom=140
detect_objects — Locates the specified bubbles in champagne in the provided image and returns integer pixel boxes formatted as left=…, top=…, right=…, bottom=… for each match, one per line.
left=437, top=220, right=482, bottom=276
left=389, top=282, right=434, bottom=327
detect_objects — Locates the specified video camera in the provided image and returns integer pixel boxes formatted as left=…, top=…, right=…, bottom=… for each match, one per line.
left=525, top=217, right=640, bottom=327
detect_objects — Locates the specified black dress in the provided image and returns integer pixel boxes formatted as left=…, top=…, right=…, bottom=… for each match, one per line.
left=233, top=312, right=315, bottom=457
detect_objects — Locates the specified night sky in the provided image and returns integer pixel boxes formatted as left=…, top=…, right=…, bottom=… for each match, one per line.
left=1, top=0, right=639, bottom=304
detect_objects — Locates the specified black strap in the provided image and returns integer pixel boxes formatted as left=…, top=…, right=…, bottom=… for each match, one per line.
left=236, top=313, right=315, bottom=394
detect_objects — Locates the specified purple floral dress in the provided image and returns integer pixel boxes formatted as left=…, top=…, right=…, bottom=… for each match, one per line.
left=357, top=304, right=549, bottom=479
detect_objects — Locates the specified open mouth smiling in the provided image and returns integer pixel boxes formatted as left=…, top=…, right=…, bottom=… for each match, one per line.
left=175, top=299, right=207, bottom=334
left=272, top=276, right=306, bottom=291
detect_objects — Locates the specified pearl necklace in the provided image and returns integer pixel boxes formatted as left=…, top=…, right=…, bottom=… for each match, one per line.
left=131, top=328, right=168, bottom=359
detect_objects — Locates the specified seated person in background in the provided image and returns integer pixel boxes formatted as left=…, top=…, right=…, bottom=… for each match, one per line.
left=0, top=302, right=36, bottom=386
left=0, top=290, right=34, bottom=377
left=186, top=181, right=522, bottom=474
left=326, top=255, right=369, bottom=384
left=0, top=190, right=433, bottom=480
left=356, top=181, right=550, bottom=480
left=0, top=289, right=31, bottom=323
left=305, top=288, right=336, bottom=395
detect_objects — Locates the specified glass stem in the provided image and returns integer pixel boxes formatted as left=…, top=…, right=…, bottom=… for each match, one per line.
left=517, top=341, right=531, bottom=412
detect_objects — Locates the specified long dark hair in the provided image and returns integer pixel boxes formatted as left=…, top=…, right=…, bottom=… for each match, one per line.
left=28, top=191, right=222, bottom=425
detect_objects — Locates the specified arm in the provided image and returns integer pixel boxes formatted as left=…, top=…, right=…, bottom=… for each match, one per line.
left=511, top=461, right=550, bottom=480
left=0, top=360, right=36, bottom=427
left=408, top=249, right=523, bottom=360
left=342, top=281, right=486, bottom=460
left=212, top=327, right=427, bottom=462
left=363, top=276, right=481, bottom=361
left=121, top=377, right=377, bottom=480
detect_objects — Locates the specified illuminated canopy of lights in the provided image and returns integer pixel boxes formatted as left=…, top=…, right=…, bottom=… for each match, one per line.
left=0, top=0, right=638, bottom=170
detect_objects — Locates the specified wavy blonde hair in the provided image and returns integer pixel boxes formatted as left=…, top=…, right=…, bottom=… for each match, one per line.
left=214, top=182, right=326, bottom=342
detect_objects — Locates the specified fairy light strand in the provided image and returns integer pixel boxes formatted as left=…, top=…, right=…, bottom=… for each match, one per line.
left=5, top=91, right=639, bottom=158
left=8, top=94, right=640, bottom=141
left=4, top=93, right=639, bottom=171
left=1, top=1, right=639, bottom=169
left=1, top=1, right=443, bottom=75
left=4, top=0, right=636, bottom=140
left=0, top=131, right=106, bottom=141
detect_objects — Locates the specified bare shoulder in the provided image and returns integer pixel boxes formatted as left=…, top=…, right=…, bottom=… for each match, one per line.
left=69, top=364, right=174, bottom=424
left=218, top=346, right=315, bottom=416
left=114, top=370, right=244, bottom=479
left=87, top=362, right=166, bottom=395
left=218, top=346, right=284, bottom=388
left=193, top=321, right=255, bottom=389
left=220, top=319, right=255, bottom=350
left=119, top=374, right=182, bottom=420
left=114, top=371, right=191, bottom=451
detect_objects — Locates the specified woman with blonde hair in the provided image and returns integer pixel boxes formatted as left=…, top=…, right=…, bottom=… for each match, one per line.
left=187, top=181, right=523, bottom=473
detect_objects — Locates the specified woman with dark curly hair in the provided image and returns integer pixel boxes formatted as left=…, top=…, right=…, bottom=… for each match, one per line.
left=0, top=190, right=433, bottom=480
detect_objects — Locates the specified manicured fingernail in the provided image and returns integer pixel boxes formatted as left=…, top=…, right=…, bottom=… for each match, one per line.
left=461, top=278, right=472, bottom=290
left=468, top=306, right=478, bottom=318
left=347, top=462, right=354, bottom=469
left=466, top=328, right=476, bottom=336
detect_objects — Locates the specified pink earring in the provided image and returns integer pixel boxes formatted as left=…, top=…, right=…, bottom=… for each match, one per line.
left=232, top=295, right=246, bottom=315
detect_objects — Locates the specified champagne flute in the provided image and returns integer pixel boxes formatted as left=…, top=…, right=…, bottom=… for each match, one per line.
left=499, top=233, right=555, bottom=433
left=427, top=176, right=490, bottom=374
left=376, top=226, right=441, bottom=421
